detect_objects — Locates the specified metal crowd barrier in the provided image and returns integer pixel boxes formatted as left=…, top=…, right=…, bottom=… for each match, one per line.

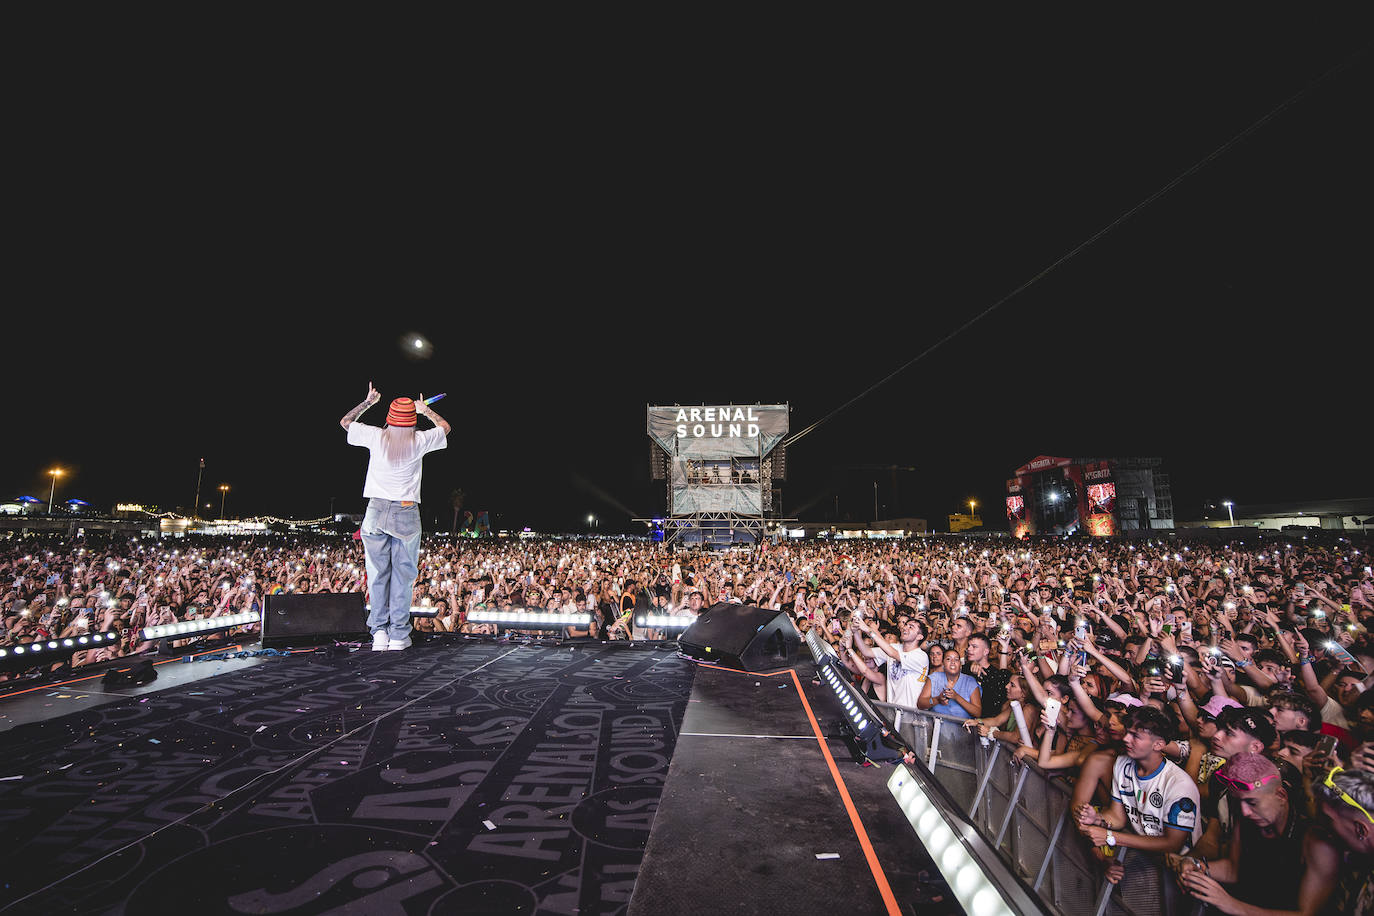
left=874, top=702, right=1196, bottom=916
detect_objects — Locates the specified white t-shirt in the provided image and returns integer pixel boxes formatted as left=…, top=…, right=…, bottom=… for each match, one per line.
left=347, top=423, right=447, bottom=502
left=1320, top=695, right=1352, bottom=731
left=884, top=643, right=930, bottom=710
left=1111, top=755, right=1201, bottom=851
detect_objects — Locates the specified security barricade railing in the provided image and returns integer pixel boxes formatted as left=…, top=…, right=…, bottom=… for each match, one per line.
left=873, top=701, right=1199, bottom=916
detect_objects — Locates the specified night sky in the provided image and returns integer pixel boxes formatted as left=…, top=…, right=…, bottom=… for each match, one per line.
left=8, top=20, right=1371, bottom=534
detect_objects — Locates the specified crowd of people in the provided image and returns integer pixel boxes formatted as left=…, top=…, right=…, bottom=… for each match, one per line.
left=3, top=530, right=1373, bottom=911
left=807, top=534, right=1374, bottom=915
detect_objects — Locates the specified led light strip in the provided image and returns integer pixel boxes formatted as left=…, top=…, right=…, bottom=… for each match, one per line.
left=820, top=659, right=870, bottom=732
left=888, top=766, right=1016, bottom=916
left=367, top=606, right=442, bottom=617
left=805, top=627, right=838, bottom=662
left=633, top=614, right=695, bottom=628
left=466, top=609, right=591, bottom=627
left=0, top=631, right=119, bottom=658
left=141, top=610, right=262, bottom=641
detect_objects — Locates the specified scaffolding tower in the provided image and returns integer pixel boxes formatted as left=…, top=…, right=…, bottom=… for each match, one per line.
left=641, top=404, right=793, bottom=546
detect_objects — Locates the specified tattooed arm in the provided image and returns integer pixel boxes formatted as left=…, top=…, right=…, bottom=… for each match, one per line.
left=341, top=382, right=382, bottom=430
left=416, top=394, right=451, bottom=437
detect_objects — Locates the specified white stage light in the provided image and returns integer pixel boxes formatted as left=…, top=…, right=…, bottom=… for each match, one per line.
left=635, top=614, right=695, bottom=629
left=141, top=610, right=262, bottom=641
left=887, top=767, right=1017, bottom=916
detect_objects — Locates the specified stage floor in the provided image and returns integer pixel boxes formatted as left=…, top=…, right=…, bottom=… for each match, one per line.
left=0, top=639, right=959, bottom=915
left=628, top=662, right=961, bottom=916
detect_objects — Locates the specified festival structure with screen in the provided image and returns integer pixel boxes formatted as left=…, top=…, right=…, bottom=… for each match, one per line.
left=1005, top=455, right=1173, bottom=537
left=645, top=404, right=790, bottom=545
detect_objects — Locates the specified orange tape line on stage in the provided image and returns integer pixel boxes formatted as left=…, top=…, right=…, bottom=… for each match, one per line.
left=0, top=644, right=249, bottom=701
left=693, top=662, right=792, bottom=677
left=692, top=660, right=901, bottom=916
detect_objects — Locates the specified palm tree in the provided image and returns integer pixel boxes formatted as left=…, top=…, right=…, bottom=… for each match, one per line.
left=450, top=489, right=466, bottom=535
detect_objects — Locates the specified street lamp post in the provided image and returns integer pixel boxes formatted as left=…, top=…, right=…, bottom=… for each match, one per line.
left=969, top=499, right=977, bottom=518
left=48, top=468, right=63, bottom=515
left=220, top=484, right=230, bottom=519
left=1223, top=501, right=1235, bottom=527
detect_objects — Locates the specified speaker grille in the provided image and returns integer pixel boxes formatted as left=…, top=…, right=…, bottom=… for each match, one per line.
left=263, top=592, right=367, bottom=646
left=769, top=445, right=787, bottom=480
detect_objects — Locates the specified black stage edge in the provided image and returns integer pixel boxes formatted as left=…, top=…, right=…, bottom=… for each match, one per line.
left=628, top=663, right=962, bottom=916
left=0, top=640, right=693, bottom=915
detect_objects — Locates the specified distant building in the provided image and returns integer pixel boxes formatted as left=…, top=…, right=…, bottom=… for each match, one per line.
left=0, top=496, right=44, bottom=516
left=1181, top=497, right=1374, bottom=533
left=948, top=512, right=982, bottom=533
left=780, top=517, right=928, bottom=539
left=1006, top=456, right=1173, bottom=537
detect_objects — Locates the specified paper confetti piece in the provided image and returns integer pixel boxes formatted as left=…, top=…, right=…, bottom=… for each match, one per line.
left=815, top=853, right=840, bottom=860
left=483, top=820, right=497, bottom=830
left=256, top=726, right=268, bottom=733
left=148, top=739, right=161, bottom=744
left=0, top=775, right=22, bottom=781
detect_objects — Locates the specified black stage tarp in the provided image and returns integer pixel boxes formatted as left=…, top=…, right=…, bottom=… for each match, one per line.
left=0, top=641, right=956, bottom=916
left=628, top=664, right=960, bottom=916
left=0, top=641, right=693, bottom=915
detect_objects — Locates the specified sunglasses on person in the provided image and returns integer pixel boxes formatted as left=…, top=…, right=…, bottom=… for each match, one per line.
left=1322, top=766, right=1374, bottom=825
left=1215, top=770, right=1281, bottom=794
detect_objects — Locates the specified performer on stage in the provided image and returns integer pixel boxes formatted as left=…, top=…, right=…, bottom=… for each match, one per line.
left=341, top=383, right=451, bottom=651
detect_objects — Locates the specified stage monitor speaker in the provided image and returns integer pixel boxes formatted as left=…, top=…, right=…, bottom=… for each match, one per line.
left=678, top=602, right=799, bottom=671
left=263, top=592, right=367, bottom=647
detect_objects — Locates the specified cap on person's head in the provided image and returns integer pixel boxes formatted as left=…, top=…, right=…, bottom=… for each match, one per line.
left=1202, top=695, right=1244, bottom=719
left=1216, top=706, right=1278, bottom=748
left=1109, top=693, right=1143, bottom=708
left=386, top=398, right=417, bottom=427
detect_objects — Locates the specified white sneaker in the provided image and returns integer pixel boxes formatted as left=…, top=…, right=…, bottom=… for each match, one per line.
left=372, top=631, right=390, bottom=651
left=385, top=636, right=412, bottom=651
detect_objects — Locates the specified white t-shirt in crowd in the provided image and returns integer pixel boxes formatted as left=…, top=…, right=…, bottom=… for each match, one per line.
left=347, top=423, right=447, bottom=502
left=1111, top=755, right=1201, bottom=850
left=1320, top=696, right=1352, bottom=731
left=884, top=643, right=930, bottom=710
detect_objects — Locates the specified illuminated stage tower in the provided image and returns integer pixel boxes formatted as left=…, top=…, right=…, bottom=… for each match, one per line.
left=1006, top=455, right=1173, bottom=537
left=644, top=404, right=791, bottom=546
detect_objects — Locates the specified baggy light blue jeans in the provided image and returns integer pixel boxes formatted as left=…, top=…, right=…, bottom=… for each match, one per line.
left=361, top=498, right=422, bottom=642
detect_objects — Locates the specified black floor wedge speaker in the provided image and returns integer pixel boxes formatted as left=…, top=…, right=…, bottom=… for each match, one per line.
left=262, top=592, right=368, bottom=647
left=678, top=602, right=799, bottom=671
